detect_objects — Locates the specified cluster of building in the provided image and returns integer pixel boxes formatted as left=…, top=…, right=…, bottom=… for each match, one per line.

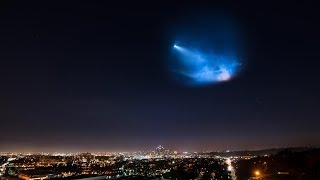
left=0, top=146, right=233, bottom=180
left=1, top=147, right=319, bottom=180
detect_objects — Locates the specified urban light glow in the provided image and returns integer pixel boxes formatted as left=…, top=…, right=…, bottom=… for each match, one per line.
left=255, top=170, right=260, bottom=176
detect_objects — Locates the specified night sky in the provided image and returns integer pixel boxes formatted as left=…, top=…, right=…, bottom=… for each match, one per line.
left=1, top=1, right=319, bottom=152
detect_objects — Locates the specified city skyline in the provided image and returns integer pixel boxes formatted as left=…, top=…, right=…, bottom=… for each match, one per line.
left=0, top=145, right=318, bottom=154
left=1, top=146, right=319, bottom=179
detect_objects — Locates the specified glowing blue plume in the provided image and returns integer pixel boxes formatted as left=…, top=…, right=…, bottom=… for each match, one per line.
left=172, top=44, right=240, bottom=85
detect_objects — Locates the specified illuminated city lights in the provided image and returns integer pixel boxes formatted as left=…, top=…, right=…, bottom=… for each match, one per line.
left=1, top=147, right=319, bottom=179
left=255, top=170, right=260, bottom=176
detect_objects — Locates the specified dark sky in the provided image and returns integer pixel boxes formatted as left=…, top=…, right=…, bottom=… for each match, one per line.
left=0, top=1, right=319, bottom=152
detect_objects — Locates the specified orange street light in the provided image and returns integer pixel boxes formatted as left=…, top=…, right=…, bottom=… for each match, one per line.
left=255, top=170, right=260, bottom=176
